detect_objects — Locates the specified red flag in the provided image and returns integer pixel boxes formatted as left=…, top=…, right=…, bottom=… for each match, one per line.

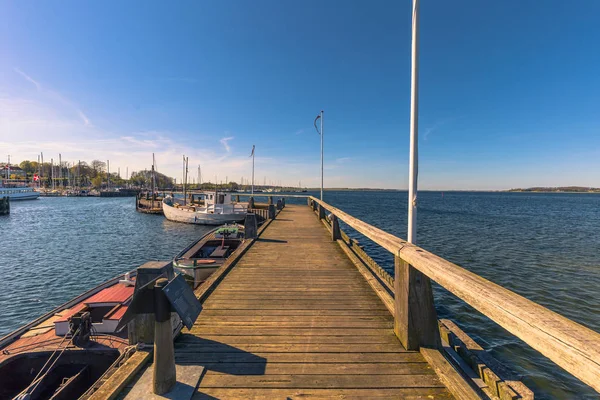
left=33, top=174, right=39, bottom=181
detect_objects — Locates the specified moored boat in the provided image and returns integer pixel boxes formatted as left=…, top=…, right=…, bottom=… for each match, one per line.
left=0, top=186, right=40, bottom=201
left=173, top=224, right=245, bottom=288
left=162, top=191, right=246, bottom=225
left=0, top=268, right=184, bottom=400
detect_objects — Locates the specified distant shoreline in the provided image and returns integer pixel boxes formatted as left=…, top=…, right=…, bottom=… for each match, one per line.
left=301, top=187, right=600, bottom=193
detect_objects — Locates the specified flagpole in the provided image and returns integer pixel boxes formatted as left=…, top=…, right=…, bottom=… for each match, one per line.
left=320, top=110, right=324, bottom=201
left=252, top=148, right=255, bottom=196
left=407, top=0, right=420, bottom=244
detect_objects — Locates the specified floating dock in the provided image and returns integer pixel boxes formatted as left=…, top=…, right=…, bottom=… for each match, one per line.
left=90, top=197, right=599, bottom=399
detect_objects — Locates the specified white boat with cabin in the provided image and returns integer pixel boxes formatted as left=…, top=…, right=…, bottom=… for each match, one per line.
left=0, top=185, right=40, bottom=200
left=162, top=191, right=246, bottom=225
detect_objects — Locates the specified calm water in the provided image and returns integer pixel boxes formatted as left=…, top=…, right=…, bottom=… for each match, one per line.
left=1, top=192, right=599, bottom=399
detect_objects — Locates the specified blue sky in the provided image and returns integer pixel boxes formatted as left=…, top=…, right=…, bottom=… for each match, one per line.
left=1, top=0, right=599, bottom=189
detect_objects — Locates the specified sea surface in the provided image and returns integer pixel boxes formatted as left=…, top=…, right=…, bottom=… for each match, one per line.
left=1, top=192, right=599, bottom=399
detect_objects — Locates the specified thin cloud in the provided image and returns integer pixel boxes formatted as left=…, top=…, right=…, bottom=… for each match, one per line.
left=336, top=157, right=352, bottom=163
left=220, top=136, right=234, bottom=152
left=14, top=67, right=92, bottom=127
left=14, top=68, right=41, bottom=91
left=78, top=110, right=91, bottom=126
left=423, top=116, right=463, bottom=141
left=295, top=129, right=304, bottom=135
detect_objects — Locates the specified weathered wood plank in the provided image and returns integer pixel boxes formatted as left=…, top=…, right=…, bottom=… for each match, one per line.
left=187, top=327, right=393, bottom=336
left=193, top=388, right=453, bottom=400
left=174, top=343, right=405, bottom=353
left=88, top=351, right=152, bottom=400
left=199, top=374, right=445, bottom=388
left=179, top=335, right=400, bottom=344
left=197, top=362, right=432, bottom=375
left=421, top=348, right=481, bottom=400
left=176, top=352, right=426, bottom=364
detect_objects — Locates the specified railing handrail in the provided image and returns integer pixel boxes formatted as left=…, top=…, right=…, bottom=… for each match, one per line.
left=308, top=196, right=600, bottom=393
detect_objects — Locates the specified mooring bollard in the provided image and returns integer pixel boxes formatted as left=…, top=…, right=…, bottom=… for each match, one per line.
left=281, top=198, right=286, bottom=208
left=248, top=196, right=255, bottom=209
left=0, top=197, right=9, bottom=216
left=244, top=213, right=258, bottom=239
left=276, top=199, right=282, bottom=210
left=268, top=196, right=273, bottom=205
left=268, top=204, right=276, bottom=219
left=128, top=262, right=174, bottom=345
left=153, top=277, right=176, bottom=395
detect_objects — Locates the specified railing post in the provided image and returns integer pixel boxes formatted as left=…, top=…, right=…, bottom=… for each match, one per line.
left=331, top=214, right=341, bottom=241
left=307, top=197, right=311, bottom=207
left=268, top=204, right=276, bottom=219
left=268, top=196, right=273, bottom=205
left=394, top=256, right=440, bottom=350
left=281, top=198, right=285, bottom=208
left=235, top=195, right=240, bottom=202
left=318, top=204, right=325, bottom=220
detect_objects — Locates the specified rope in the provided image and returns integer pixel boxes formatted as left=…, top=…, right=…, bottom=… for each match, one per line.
left=18, top=327, right=80, bottom=398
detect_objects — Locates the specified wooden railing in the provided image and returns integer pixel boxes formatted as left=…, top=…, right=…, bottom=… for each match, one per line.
left=308, top=196, right=600, bottom=393
left=248, top=207, right=270, bottom=224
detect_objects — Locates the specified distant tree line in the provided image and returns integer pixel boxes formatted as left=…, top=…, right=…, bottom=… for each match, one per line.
left=16, top=159, right=174, bottom=189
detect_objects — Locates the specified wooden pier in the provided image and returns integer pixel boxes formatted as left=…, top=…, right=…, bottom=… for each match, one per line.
left=94, top=197, right=600, bottom=399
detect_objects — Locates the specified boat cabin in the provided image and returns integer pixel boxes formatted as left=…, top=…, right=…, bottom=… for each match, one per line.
left=192, top=191, right=235, bottom=206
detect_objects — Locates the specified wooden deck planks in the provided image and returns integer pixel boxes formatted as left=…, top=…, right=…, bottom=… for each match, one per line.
left=175, top=205, right=454, bottom=399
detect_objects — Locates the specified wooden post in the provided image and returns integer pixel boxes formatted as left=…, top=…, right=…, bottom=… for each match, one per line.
left=281, top=198, right=285, bottom=208
left=268, top=196, right=273, bottom=205
left=248, top=196, right=255, bottom=209
left=153, top=278, right=176, bottom=395
left=128, top=261, right=175, bottom=345
left=0, top=197, right=9, bottom=215
left=235, top=195, right=240, bottom=202
left=268, top=204, right=276, bottom=219
left=307, top=197, right=311, bottom=207
left=318, top=204, right=325, bottom=220
left=244, top=213, right=258, bottom=239
left=394, top=256, right=440, bottom=350
left=331, top=214, right=341, bottom=241
left=276, top=199, right=282, bottom=210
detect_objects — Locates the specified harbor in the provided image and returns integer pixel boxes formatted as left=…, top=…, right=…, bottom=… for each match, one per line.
left=2, top=0, right=600, bottom=398
left=1, top=192, right=600, bottom=398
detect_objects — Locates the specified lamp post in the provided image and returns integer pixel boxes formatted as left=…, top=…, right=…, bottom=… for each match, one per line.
left=314, top=110, right=324, bottom=201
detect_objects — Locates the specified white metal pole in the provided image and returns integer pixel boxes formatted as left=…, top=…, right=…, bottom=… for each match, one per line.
left=251, top=150, right=255, bottom=195
left=407, top=0, right=420, bottom=244
left=320, top=110, right=324, bottom=201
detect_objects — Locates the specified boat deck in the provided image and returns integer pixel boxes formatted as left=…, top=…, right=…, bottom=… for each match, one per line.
left=169, top=205, right=453, bottom=398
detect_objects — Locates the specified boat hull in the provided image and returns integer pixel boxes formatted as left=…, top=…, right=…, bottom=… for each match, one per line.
left=175, top=264, right=219, bottom=285
left=0, top=190, right=40, bottom=200
left=163, top=201, right=246, bottom=225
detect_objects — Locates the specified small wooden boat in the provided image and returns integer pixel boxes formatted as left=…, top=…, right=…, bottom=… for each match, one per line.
left=173, top=224, right=244, bottom=288
left=0, top=269, right=183, bottom=400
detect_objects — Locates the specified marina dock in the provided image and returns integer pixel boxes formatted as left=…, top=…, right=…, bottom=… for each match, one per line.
left=92, top=198, right=599, bottom=399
